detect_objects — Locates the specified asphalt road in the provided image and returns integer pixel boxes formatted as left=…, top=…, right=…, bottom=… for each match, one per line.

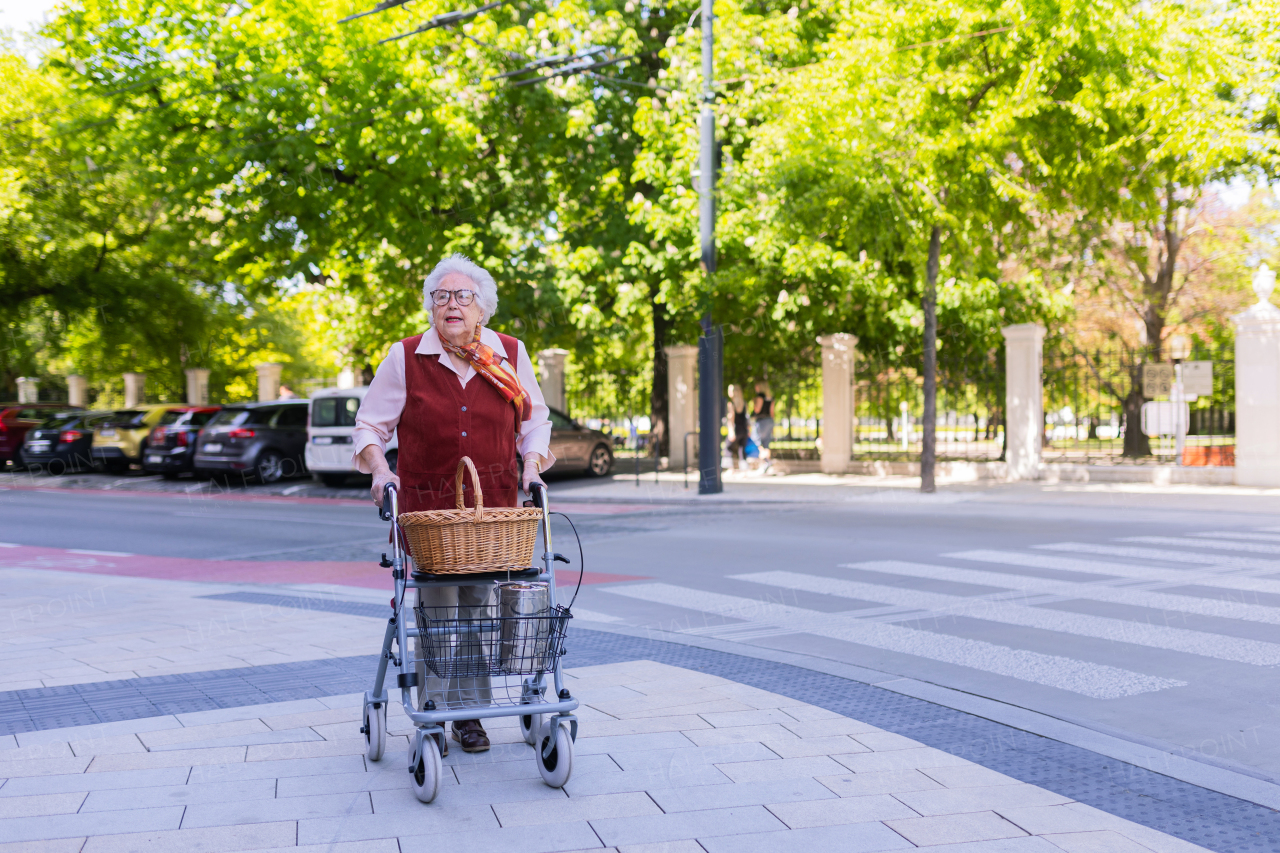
left=3, top=477, right=1279, bottom=780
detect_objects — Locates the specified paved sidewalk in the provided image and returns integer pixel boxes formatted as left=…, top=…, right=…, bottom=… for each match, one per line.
left=0, top=659, right=1212, bottom=853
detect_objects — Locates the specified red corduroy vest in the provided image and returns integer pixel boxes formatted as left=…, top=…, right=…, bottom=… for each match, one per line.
left=397, top=332, right=522, bottom=513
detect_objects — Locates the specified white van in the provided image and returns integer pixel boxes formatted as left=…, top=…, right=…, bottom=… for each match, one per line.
left=307, top=386, right=398, bottom=487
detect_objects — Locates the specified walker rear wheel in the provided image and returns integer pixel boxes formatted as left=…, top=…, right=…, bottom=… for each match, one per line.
left=410, top=735, right=442, bottom=803
left=536, top=719, right=573, bottom=788
left=363, top=702, right=386, bottom=762
left=519, top=712, right=542, bottom=746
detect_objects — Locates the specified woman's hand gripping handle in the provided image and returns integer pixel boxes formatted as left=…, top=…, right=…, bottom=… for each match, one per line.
left=360, top=445, right=401, bottom=508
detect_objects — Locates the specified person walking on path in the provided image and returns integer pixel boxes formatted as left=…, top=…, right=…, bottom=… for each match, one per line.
left=726, top=384, right=750, bottom=470
left=752, top=380, right=775, bottom=471
left=351, top=254, right=556, bottom=755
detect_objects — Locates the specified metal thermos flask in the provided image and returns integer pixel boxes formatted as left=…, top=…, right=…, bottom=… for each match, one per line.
left=496, top=581, right=551, bottom=670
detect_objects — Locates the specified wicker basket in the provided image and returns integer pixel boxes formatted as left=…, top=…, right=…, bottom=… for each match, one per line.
left=398, top=457, right=542, bottom=575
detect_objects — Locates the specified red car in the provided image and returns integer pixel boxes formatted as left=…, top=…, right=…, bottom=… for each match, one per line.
left=0, top=403, right=81, bottom=469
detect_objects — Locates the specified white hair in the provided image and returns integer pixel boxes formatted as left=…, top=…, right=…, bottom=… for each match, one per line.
left=422, top=253, right=499, bottom=325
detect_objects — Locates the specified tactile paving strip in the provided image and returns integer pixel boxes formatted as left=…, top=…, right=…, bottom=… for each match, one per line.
left=0, top=597, right=1275, bottom=852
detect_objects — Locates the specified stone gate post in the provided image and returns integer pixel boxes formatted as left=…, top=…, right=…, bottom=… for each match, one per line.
left=1234, top=265, right=1280, bottom=487
left=537, top=348, right=569, bottom=414
left=1001, top=323, right=1045, bottom=480
left=818, top=334, right=857, bottom=474
left=665, top=345, right=698, bottom=471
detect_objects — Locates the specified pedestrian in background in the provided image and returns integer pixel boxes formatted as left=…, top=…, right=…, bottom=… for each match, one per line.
left=726, top=384, right=749, bottom=470
left=753, top=380, right=774, bottom=472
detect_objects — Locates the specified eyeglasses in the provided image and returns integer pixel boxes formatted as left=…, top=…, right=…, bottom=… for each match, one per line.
left=429, top=289, right=477, bottom=307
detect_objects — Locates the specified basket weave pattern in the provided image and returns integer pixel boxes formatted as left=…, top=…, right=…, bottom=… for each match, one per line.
left=398, top=457, right=542, bottom=575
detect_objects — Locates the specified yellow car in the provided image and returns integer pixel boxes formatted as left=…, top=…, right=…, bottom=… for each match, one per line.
left=92, top=404, right=175, bottom=472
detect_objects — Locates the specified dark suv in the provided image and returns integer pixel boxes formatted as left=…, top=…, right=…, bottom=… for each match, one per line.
left=1, top=403, right=79, bottom=469
left=21, top=410, right=112, bottom=474
left=193, top=401, right=309, bottom=483
left=142, top=407, right=221, bottom=478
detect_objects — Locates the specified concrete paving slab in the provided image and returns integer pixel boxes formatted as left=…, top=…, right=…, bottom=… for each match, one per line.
left=764, top=794, right=920, bottom=828
left=816, top=769, right=945, bottom=797
left=896, top=784, right=1073, bottom=817
left=562, top=766, right=732, bottom=796
left=181, top=791, right=373, bottom=829
left=646, top=778, right=835, bottom=813
left=591, top=805, right=788, bottom=847
left=397, top=820, right=604, bottom=853
left=297, top=804, right=500, bottom=843
left=886, top=810, right=1029, bottom=846
left=78, top=820, right=297, bottom=853
left=0, top=805, right=184, bottom=844
left=80, top=778, right=277, bottom=812
left=494, top=791, right=661, bottom=827
left=696, top=821, right=915, bottom=853
left=0, top=791, right=85, bottom=818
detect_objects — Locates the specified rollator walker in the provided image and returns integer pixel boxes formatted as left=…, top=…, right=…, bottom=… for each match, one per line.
left=360, top=481, right=579, bottom=803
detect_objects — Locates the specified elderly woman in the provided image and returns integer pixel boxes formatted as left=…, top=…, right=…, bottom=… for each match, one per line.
left=352, top=254, right=555, bottom=755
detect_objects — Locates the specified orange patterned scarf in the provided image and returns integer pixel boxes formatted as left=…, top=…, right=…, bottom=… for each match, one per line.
left=440, top=325, right=533, bottom=424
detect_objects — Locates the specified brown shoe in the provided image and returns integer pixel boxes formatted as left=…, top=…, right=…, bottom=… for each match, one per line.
left=451, top=719, right=490, bottom=753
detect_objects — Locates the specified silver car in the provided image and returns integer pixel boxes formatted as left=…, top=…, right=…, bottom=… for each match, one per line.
left=547, top=408, right=613, bottom=476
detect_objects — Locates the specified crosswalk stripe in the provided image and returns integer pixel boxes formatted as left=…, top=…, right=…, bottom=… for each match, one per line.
left=1123, top=536, right=1280, bottom=556
left=836, top=559, right=1280, bottom=626
left=601, top=582, right=1185, bottom=699
left=952, top=549, right=1280, bottom=598
left=1037, top=542, right=1280, bottom=572
left=1198, top=531, right=1280, bottom=544
left=733, top=570, right=1280, bottom=666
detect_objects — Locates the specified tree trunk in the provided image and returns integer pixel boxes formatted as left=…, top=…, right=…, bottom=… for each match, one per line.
left=649, top=286, right=671, bottom=458
left=1122, top=363, right=1151, bottom=457
left=921, top=225, right=941, bottom=493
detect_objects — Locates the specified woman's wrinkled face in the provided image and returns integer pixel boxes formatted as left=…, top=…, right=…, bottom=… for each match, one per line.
left=432, top=272, right=484, bottom=343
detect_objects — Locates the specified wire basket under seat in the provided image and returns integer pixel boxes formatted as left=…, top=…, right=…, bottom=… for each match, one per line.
left=413, top=603, right=571, bottom=679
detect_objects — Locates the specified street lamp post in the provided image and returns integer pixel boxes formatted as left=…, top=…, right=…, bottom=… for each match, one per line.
left=696, top=0, right=723, bottom=495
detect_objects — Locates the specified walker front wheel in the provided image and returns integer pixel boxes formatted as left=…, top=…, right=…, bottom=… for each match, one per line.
left=536, top=719, right=573, bottom=788
left=519, top=712, right=542, bottom=746
left=363, top=703, right=386, bottom=762
left=409, top=735, right=442, bottom=803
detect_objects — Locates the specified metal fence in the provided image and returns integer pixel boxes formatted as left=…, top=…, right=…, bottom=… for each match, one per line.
left=1041, top=342, right=1235, bottom=465
left=764, top=365, right=823, bottom=460
left=565, top=369, right=650, bottom=456
left=854, top=345, right=1005, bottom=462
left=556, top=336, right=1236, bottom=470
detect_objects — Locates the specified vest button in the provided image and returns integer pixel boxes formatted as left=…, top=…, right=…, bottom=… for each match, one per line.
left=461, top=406, right=467, bottom=412
left=461, top=431, right=467, bottom=437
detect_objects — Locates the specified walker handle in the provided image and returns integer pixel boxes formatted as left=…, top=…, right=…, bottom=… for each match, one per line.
left=380, top=483, right=397, bottom=521
left=529, top=481, right=547, bottom=510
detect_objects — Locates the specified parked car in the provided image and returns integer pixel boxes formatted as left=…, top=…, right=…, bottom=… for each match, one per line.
left=306, top=386, right=399, bottom=488
left=0, top=403, right=80, bottom=469
left=91, top=405, right=173, bottom=472
left=19, top=410, right=112, bottom=474
left=141, top=406, right=222, bottom=478
left=194, top=400, right=309, bottom=483
left=547, top=407, right=614, bottom=477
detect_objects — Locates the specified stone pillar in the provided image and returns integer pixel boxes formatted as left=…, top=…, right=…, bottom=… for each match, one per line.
left=537, top=348, right=569, bottom=413
left=665, top=345, right=699, bottom=471
left=255, top=363, right=283, bottom=402
left=1001, top=323, right=1046, bottom=480
left=123, top=373, right=146, bottom=408
left=66, top=375, right=87, bottom=408
left=185, top=368, right=210, bottom=406
left=818, top=334, right=857, bottom=474
left=1234, top=264, right=1280, bottom=487
left=16, top=377, right=38, bottom=404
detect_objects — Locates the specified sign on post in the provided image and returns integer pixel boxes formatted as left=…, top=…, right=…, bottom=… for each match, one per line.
left=1141, top=401, right=1190, bottom=437
left=1142, top=363, right=1173, bottom=398
left=1182, top=361, right=1213, bottom=397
